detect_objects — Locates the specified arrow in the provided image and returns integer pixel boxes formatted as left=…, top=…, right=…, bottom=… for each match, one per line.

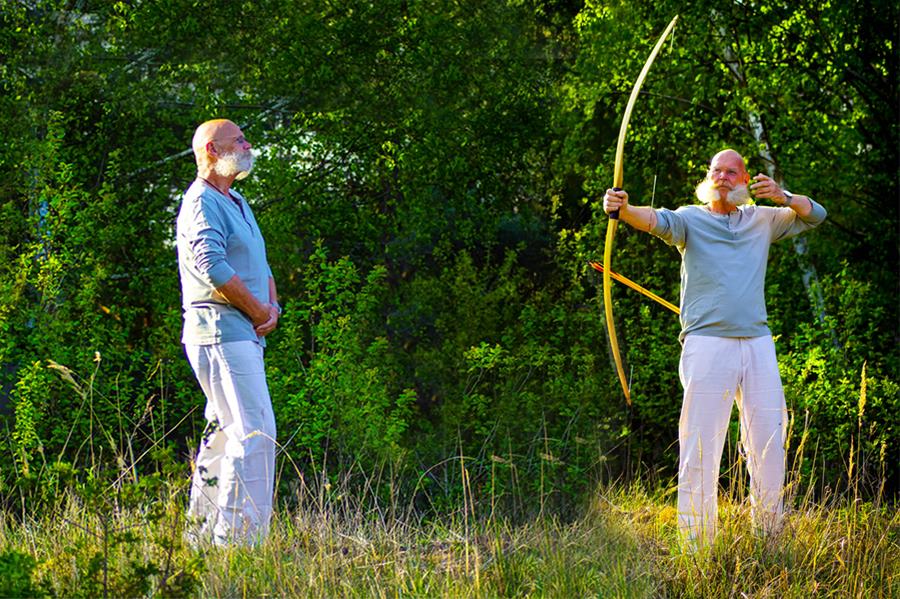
left=590, top=262, right=679, bottom=315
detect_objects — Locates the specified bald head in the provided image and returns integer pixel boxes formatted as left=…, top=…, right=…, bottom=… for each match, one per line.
left=192, top=119, right=239, bottom=167
left=191, top=119, right=253, bottom=181
left=709, top=149, right=748, bottom=177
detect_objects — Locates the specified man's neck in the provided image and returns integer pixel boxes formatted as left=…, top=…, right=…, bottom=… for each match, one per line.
left=197, top=170, right=236, bottom=199
left=708, top=197, right=737, bottom=214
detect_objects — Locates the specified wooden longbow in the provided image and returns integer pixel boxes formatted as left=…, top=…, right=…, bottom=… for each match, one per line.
left=603, top=15, right=679, bottom=405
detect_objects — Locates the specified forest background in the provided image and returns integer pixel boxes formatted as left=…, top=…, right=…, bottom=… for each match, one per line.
left=0, top=1, right=897, bottom=591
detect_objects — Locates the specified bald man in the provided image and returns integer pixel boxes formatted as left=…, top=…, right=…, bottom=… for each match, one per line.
left=176, top=119, right=280, bottom=546
left=603, top=149, right=827, bottom=547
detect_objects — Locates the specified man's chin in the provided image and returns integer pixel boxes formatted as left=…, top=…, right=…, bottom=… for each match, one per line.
left=727, top=186, right=751, bottom=206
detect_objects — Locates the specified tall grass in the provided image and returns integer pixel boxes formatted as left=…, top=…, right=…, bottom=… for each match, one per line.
left=1, top=360, right=897, bottom=597
left=2, top=451, right=896, bottom=597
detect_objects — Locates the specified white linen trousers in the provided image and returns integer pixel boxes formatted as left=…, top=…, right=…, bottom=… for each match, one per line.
left=185, top=340, right=277, bottom=546
left=677, top=335, right=787, bottom=545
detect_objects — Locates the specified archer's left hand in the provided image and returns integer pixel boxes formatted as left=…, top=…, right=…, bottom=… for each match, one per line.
left=255, top=304, right=280, bottom=337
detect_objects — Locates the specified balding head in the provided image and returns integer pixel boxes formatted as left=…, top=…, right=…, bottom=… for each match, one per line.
left=708, top=149, right=748, bottom=179
left=191, top=119, right=253, bottom=180
left=192, top=119, right=238, bottom=168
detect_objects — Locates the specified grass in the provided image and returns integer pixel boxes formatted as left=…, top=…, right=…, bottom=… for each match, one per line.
left=1, top=470, right=897, bottom=598
left=2, top=360, right=895, bottom=596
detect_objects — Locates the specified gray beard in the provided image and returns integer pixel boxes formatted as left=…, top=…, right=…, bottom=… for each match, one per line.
left=214, top=150, right=254, bottom=180
left=695, top=179, right=751, bottom=206
left=726, top=185, right=752, bottom=206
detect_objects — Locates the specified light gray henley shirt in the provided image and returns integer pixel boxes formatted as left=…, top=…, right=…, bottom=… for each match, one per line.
left=176, top=179, right=273, bottom=346
left=651, top=201, right=827, bottom=341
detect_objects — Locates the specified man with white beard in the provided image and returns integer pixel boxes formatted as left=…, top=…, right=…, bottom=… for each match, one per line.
left=603, top=149, right=826, bottom=548
left=176, top=119, right=280, bottom=546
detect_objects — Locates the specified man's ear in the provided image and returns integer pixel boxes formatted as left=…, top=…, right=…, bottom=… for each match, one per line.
left=205, top=140, right=218, bottom=158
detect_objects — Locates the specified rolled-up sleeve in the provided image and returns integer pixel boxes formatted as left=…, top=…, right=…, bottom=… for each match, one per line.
left=769, top=199, right=827, bottom=242
left=185, top=199, right=235, bottom=287
left=651, top=207, right=688, bottom=249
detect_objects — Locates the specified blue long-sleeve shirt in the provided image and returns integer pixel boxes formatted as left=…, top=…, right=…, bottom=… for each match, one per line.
left=176, top=179, right=273, bottom=346
left=651, top=201, right=827, bottom=341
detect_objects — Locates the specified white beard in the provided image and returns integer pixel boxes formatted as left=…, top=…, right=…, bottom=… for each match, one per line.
left=214, top=150, right=254, bottom=180
left=695, top=179, right=751, bottom=206
left=726, top=185, right=752, bottom=206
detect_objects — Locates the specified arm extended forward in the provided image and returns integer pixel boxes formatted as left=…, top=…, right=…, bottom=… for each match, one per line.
left=603, top=188, right=656, bottom=233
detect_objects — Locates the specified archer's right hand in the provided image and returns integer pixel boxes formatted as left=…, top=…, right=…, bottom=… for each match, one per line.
left=603, top=188, right=629, bottom=215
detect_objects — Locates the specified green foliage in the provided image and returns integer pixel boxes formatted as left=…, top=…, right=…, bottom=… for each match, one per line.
left=0, top=549, right=43, bottom=598
left=1, top=466, right=204, bottom=598
left=0, top=3, right=897, bottom=596
left=778, top=264, right=900, bottom=491
left=0, top=0, right=897, bottom=515
left=10, top=362, right=49, bottom=468
left=269, top=245, right=417, bottom=467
